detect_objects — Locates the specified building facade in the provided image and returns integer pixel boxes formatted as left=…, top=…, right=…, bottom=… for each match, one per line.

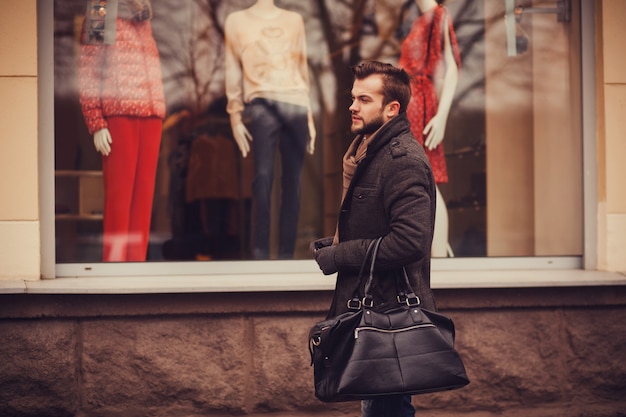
left=1, top=1, right=625, bottom=416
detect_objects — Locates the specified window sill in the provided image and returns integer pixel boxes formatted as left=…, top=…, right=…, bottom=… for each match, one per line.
left=1, top=268, right=625, bottom=295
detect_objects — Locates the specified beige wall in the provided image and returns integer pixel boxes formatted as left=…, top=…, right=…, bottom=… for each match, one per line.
left=484, top=0, right=583, bottom=257
left=0, top=1, right=624, bottom=280
left=598, top=0, right=626, bottom=272
left=484, top=0, right=535, bottom=256
left=0, top=1, right=40, bottom=280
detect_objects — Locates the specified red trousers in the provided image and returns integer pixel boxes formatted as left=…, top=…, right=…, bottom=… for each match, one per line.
left=102, top=117, right=162, bottom=262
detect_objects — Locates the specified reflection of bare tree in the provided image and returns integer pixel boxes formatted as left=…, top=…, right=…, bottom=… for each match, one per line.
left=188, top=0, right=224, bottom=113
left=153, top=0, right=227, bottom=114
left=314, top=0, right=371, bottom=234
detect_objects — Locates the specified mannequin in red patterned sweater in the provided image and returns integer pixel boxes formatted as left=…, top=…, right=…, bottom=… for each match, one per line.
left=79, top=0, right=165, bottom=262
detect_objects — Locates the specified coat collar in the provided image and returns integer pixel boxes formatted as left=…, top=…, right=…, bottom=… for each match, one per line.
left=361, top=113, right=412, bottom=160
left=339, top=113, right=412, bottom=214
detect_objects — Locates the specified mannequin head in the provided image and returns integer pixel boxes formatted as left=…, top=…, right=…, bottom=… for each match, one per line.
left=118, top=0, right=153, bottom=22
left=414, top=0, right=444, bottom=12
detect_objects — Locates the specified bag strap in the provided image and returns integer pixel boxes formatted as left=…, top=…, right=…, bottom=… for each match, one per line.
left=346, top=238, right=378, bottom=310
left=395, top=268, right=421, bottom=307
left=362, top=237, right=383, bottom=306
left=361, top=237, right=421, bottom=308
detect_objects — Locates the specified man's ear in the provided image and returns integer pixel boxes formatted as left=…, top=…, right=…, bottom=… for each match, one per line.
left=386, top=101, right=401, bottom=118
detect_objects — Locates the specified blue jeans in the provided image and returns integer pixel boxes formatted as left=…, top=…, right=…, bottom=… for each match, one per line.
left=242, top=98, right=308, bottom=259
left=361, top=395, right=415, bottom=417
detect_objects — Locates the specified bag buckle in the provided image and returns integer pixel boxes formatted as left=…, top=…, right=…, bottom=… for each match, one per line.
left=362, top=296, right=374, bottom=308
left=311, top=336, right=321, bottom=347
left=405, top=295, right=420, bottom=306
left=397, top=293, right=407, bottom=304
left=347, top=299, right=362, bottom=310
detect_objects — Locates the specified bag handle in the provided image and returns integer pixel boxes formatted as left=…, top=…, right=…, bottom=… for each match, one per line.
left=346, top=239, right=378, bottom=310
left=361, top=237, right=421, bottom=308
left=395, top=268, right=421, bottom=307
left=362, top=237, right=383, bottom=306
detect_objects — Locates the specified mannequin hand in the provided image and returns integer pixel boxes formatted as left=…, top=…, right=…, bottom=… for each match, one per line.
left=423, top=113, right=446, bottom=151
left=94, top=128, right=112, bottom=156
left=307, top=117, right=316, bottom=155
left=232, top=122, right=252, bottom=158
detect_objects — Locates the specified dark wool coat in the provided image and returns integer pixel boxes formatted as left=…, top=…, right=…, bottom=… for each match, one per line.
left=327, top=113, right=437, bottom=318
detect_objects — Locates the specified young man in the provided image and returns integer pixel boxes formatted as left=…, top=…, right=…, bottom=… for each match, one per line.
left=312, top=61, right=438, bottom=417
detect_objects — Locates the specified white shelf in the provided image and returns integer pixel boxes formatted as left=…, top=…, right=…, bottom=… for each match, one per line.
left=55, top=170, right=104, bottom=220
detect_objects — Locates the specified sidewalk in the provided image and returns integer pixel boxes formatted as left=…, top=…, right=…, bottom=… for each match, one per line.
left=208, top=405, right=626, bottom=417
left=215, top=407, right=361, bottom=417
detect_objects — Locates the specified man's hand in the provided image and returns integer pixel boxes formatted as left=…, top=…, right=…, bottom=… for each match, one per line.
left=309, top=236, right=333, bottom=253
left=94, top=128, right=112, bottom=156
left=314, top=245, right=337, bottom=275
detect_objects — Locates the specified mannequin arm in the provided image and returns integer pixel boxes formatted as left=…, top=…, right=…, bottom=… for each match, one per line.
left=307, top=111, right=316, bottom=155
left=230, top=115, right=252, bottom=158
left=94, top=128, right=112, bottom=156
left=423, top=14, right=459, bottom=151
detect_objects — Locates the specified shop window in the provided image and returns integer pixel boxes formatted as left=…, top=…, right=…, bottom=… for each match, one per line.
left=51, top=0, right=583, bottom=271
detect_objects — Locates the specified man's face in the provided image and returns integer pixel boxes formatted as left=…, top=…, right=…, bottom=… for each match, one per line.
left=349, top=74, right=389, bottom=136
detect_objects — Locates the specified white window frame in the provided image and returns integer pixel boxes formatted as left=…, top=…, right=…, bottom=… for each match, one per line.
left=31, top=0, right=626, bottom=294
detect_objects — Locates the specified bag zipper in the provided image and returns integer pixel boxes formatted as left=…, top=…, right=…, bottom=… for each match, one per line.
left=354, top=323, right=435, bottom=339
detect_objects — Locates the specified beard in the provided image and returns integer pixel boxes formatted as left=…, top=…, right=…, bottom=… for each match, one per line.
left=351, top=114, right=385, bottom=136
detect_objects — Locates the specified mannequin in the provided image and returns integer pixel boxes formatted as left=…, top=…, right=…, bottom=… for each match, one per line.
left=79, top=0, right=166, bottom=262
left=399, top=0, right=460, bottom=257
left=225, top=0, right=315, bottom=259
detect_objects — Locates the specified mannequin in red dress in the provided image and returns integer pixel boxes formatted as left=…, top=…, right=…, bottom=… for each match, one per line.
left=399, top=0, right=460, bottom=257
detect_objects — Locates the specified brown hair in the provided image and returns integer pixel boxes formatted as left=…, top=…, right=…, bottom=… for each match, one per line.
left=351, top=61, right=412, bottom=113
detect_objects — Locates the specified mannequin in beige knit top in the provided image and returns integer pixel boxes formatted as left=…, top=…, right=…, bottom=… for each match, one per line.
left=225, top=0, right=315, bottom=259
left=225, top=0, right=315, bottom=157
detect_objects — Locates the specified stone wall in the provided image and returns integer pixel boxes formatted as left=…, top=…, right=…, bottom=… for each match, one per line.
left=1, top=287, right=626, bottom=417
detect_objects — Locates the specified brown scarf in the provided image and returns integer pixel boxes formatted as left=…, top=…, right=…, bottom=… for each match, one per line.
left=341, top=135, right=369, bottom=203
left=332, top=130, right=378, bottom=245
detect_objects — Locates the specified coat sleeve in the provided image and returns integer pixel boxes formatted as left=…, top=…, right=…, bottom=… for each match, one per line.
left=378, top=155, right=435, bottom=267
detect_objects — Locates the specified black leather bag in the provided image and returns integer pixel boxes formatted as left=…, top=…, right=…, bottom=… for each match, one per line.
left=308, top=238, right=469, bottom=402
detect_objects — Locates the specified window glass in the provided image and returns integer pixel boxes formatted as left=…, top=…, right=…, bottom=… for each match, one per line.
left=53, top=0, right=582, bottom=264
